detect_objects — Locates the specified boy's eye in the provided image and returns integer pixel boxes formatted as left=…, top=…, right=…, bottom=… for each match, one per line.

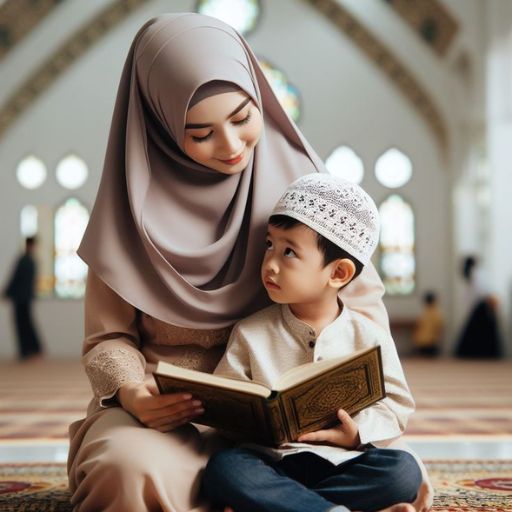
left=191, top=131, right=213, bottom=142
left=265, top=239, right=273, bottom=249
left=284, top=247, right=296, bottom=258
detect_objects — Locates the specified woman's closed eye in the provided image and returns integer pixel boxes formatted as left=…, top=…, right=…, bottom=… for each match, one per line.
left=191, top=131, right=213, bottom=143
left=232, top=111, right=252, bottom=126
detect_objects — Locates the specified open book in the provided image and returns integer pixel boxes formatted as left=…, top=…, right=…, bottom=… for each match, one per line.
left=154, top=345, right=385, bottom=446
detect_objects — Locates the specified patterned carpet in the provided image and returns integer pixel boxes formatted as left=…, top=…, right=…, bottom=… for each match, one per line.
left=0, top=358, right=511, bottom=510
left=0, top=358, right=511, bottom=440
left=1, top=461, right=511, bottom=511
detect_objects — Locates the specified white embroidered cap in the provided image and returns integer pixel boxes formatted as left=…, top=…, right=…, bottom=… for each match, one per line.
left=271, top=173, right=380, bottom=265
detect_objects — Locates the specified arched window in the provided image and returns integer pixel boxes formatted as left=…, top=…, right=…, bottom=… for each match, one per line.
left=19, top=204, right=55, bottom=298
left=259, top=59, right=301, bottom=122
left=379, top=195, right=415, bottom=295
left=196, top=0, right=260, bottom=35
left=16, top=156, right=47, bottom=189
left=54, top=198, right=89, bottom=298
left=375, top=148, right=412, bottom=188
left=56, top=154, right=88, bottom=190
left=325, top=146, right=364, bottom=184
left=20, top=205, right=38, bottom=237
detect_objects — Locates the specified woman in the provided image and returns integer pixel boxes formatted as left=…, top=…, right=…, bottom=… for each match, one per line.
left=455, top=256, right=502, bottom=358
left=68, top=13, right=432, bottom=511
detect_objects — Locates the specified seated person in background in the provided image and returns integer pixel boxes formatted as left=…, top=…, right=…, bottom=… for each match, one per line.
left=202, top=173, right=423, bottom=512
left=413, top=291, right=443, bottom=357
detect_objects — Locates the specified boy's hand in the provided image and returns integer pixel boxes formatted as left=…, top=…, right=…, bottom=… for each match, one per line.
left=297, top=409, right=360, bottom=449
left=412, top=481, right=434, bottom=511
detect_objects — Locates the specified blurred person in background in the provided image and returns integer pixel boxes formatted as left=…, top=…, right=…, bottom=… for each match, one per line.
left=455, top=255, right=503, bottom=359
left=412, top=291, right=443, bottom=357
left=3, top=236, right=44, bottom=361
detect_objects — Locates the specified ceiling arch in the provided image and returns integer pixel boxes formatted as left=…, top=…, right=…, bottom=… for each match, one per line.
left=0, top=0, right=150, bottom=138
left=0, top=0, right=447, bottom=155
left=382, top=0, right=459, bottom=57
left=0, top=0, right=62, bottom=60
left=307, top=0, right=447, bottom=155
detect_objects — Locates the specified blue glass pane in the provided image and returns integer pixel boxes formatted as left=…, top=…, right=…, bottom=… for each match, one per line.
left=259, top=59, right=301, bottom=122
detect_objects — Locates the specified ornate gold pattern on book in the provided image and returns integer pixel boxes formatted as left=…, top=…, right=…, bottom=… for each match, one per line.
left=298, top=368, right=370, bottom=423
left=281, top=349, right=384, bottom=441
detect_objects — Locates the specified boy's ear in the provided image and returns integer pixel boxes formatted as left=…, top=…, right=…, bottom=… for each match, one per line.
left=329, top=259, right=356, bottom=289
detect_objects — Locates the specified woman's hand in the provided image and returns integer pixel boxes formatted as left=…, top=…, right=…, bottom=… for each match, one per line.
left=297, top=409, right=360, bottom=449
left=117, top=380, right=204, bottom=432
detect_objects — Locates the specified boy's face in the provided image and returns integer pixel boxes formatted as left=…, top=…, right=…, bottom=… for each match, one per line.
left=262, top=223, right=335, bottom=305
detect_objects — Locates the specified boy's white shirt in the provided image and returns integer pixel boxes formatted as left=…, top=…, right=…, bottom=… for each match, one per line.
left=214, top=302, right=415, bottom=465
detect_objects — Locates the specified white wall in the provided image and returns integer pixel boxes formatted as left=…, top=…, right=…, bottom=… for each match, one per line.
left=0, top=0, right=496, bottom=357
left=486, top=0, right=512, bottom=356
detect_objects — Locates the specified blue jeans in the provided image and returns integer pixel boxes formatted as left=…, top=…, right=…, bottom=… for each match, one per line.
left=202, top=447, right=422, bottom=512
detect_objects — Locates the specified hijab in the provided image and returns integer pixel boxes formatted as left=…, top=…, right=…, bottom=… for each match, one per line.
left=78, top=13, right=325, bottom=329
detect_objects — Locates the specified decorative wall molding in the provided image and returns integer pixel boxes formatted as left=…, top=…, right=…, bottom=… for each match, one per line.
left=0, top=0, right=448, bottom=156
left=383, top=0, right=459, bottom=57
left=0, top=0, right=63, bottom=60
left=0, top=0, right=149, bottom=138
left=307, top=0, right=448, bottom=156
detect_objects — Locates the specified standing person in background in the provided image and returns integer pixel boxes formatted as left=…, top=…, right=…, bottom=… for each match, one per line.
left=412, top=291, right=443, bottom=357
left=3, top=236, right=44, bottom=361
left=455, top=256, right=503, bottom=358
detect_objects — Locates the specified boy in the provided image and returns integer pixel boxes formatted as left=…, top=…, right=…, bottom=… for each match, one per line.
left=203, top=174, right=422, bottom=512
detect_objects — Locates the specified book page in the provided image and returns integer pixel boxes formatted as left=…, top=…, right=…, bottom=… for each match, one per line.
left=155, top=361, right=272, bottom=398
left=273, top=346, right=376, bottom=391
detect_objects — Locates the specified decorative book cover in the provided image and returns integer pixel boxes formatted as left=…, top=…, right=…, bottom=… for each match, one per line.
left=154, top=345, right=385, bottom=446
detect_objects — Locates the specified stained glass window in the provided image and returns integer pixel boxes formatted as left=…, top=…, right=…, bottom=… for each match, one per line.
left=16, top=156, right=47, bottom=189
left=197, top=0, right=260, bottom=35
left=54, top=198, right=89, bottom=298
left=259, top=59, right=301, bottom=122
left=325, top=146, right=364, bottom=184
left=379, top=195, right=415, bottom=295
left=56, top=154, right=88, bottom=190
left=375, top=148, right=412, bottom=188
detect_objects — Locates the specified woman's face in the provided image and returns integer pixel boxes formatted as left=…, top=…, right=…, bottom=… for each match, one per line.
left=184, top=90, right=263, bottom=174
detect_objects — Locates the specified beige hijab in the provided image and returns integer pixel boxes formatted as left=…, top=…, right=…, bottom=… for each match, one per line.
left=78, top=13, right=325, bottom=329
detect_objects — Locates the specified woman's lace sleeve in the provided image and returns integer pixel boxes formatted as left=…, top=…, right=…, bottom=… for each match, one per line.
left=82, top=271, right=145, bottom=407
left=85, top=347, right=145, bottom=405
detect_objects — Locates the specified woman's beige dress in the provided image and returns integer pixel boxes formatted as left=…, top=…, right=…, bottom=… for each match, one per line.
left=68, top=266, right=406, bottom=512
